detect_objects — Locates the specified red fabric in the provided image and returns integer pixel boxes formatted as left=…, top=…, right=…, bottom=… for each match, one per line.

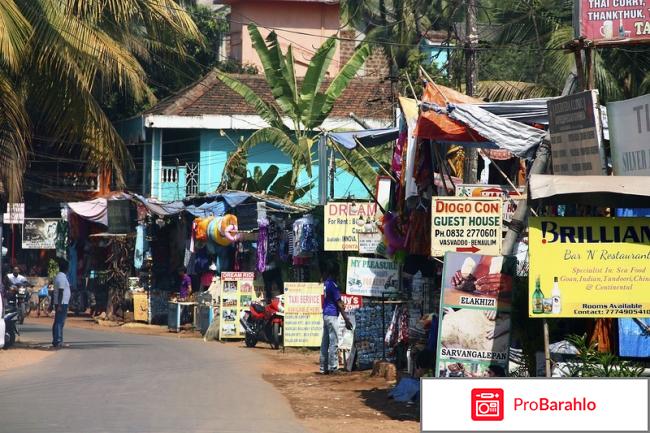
left=414, top=83, right=488, bottom=143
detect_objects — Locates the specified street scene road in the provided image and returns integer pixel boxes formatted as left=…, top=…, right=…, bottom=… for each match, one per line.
left=0, top=324, right=305, bottom=433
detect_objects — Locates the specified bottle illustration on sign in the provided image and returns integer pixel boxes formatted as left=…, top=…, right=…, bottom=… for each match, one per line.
left=618, top=17, right=625, bottom=38
left=532, top=276, right=544, bottom=314
left=552, top=277, right=561, bottom=314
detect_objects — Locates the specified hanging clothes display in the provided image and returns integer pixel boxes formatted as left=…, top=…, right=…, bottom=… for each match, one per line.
left=134, top=225, right=145, bottom=270
left=55, top=220, right=69, bottom=259
left=256, top=218, right=269, bottom=273
left=292, top=215, right=317, bottom=257
left=406, top=204, right=431, bottom=256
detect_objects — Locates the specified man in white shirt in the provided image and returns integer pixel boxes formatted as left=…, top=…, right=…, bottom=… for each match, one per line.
left=6, top=267, right=28, bottom=287
left=50, top=260, right=71, bottom=348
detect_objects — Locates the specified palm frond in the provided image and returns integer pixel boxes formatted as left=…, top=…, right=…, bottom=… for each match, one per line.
left=478, top=80, right=557, bottom=101
left=0, top=0, right=31, bottom=73
left=214, top=70, right=287, bottom=132
left=247, top=24, right=297, bottom=116
left=0, top=70, right=29, bottom=202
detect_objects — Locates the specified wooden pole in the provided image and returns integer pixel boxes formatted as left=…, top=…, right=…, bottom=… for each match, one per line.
left=543, top=319, right=552, bottom=377
left=573, top=42, right=585, bottom=92
left=584, top=46, right=595, bottom=90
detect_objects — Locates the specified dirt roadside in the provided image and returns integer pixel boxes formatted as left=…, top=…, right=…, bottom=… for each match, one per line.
left=256, top=347, right=419, bottom=433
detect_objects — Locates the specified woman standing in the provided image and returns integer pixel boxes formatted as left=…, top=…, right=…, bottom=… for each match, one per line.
left=320, top=261, right=352, bottom=375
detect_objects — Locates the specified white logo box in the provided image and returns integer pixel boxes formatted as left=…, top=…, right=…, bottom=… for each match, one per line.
left=421, top=378, right=649, bottom=432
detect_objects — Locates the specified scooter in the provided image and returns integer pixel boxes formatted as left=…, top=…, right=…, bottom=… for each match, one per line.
left=2, top=309, right=19, bottom=349
left=240, top=295, right=284, bottom=350
left=7, top=283, right=32, bottom=325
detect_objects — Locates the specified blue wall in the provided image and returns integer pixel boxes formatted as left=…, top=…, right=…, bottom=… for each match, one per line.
left=149, top=128, right=370, bottom=203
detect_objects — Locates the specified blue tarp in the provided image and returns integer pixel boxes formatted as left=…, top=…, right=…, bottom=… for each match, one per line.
left=185, top=201, right=226, bottom=217
left=328, top=128, right=399, bottom=150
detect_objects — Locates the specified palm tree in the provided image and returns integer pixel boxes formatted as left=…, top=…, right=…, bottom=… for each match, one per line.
left=478, top=0, right=650, bottom=102
left=215, top=24, right=372, bottom=201
left=0, top=0, right=200, bottom=202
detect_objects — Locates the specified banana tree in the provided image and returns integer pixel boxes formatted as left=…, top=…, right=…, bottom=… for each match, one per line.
left=215, top=24, right=373, bottom=201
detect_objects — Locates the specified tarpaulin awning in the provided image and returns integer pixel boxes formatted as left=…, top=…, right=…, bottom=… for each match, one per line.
left=185, top=201, right=226, bottom=217
left=414, top=83, right=489, bottom=144
left=479, top=98, right=610, bottom=140
left=530, top=174, right=650, bottom=207
left=328, top=128, right=399, bottom=150
left=67, top=198, right=108, bottom=226
left=448, top=104, right=546, bottom=159
left=133, top=194, right=184, bottom=216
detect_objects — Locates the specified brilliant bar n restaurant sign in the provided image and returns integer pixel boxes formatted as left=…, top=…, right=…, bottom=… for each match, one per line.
left=576, top=0, right=650, bottom=44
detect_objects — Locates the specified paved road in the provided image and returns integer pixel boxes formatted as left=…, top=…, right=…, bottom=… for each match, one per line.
left=0, top=323, right=306, bottom=433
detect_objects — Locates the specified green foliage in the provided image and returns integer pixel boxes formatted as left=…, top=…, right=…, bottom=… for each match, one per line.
left=216, top=24, right=373, bottom=202
left=0, top=0, right=201, bottom=200
left=47, top=259, right=59, bottom=282
left=563, top=334, right=645, bottom=377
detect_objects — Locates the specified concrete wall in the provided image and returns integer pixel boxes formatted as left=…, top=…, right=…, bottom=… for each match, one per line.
left=144, top=127, right=371, bottom=203
left=229, top=1, right=340, bottom=77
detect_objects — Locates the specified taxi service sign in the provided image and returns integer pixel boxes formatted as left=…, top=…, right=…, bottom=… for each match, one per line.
left=431, top=198, right=502, bottom=257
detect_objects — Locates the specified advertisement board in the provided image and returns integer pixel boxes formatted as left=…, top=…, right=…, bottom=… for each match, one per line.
left=436, top=252, right=514, bottom=378
left=576, top=0, right=650, bottom=44
left=324, top=202, right=379, bottom=251
left=219, top=272, right=255, bottom=339
left=346, top=257, right=399, bottom=297
left=455, top=184, right=524, bottom=227
left=547, top=91, right=605, bottom=176
left=3, top=203, right=24, bottom=224
left=22, top=219, right=59, bottom=249
left=283, top=282, right=323, bottom=347
left=608, top=93, right=650, bottom=176
left=431, top=198, right=502, bottom=257
left=529, top=217, right=650, bottom=318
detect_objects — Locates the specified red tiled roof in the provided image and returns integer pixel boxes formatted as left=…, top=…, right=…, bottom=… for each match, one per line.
left=146, top=72, right=393, bottom=122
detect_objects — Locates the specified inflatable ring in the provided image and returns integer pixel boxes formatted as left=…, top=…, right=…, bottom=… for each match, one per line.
left=195, top=217, right=214, bottom=242
left=215, top=214, right=240, bottom=246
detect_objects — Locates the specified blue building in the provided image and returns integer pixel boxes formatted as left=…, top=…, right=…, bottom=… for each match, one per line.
left=117, top=72, right=394, bottom=204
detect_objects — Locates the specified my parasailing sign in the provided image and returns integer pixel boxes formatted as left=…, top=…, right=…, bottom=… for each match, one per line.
left=431, top=198, right=502, bottom=257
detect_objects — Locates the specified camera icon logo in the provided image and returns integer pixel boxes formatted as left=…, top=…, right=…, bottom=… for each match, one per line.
left=471, top=388, right=504, bottom=421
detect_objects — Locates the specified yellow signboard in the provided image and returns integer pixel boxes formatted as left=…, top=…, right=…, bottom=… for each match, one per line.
left=284, top=282, right=323, bottom=347
left=431, top=197, right=502, bottom=257
left=324, top=202, right=379, bottom=251
left=529, top=217, right=650, bottom=318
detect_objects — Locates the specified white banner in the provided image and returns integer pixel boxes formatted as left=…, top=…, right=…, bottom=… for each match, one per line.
left=346, top=257, right=398, bottom=297
left=609, top=93, right=650, bottom=176
left=421, top=378, right=648, bottom=432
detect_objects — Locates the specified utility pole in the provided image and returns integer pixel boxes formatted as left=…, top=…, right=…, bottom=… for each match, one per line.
left=464, top=0, right=479, bottom=183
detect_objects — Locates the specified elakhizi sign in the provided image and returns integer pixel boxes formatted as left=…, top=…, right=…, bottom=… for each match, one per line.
left=529, top=217, right=650, bottom=318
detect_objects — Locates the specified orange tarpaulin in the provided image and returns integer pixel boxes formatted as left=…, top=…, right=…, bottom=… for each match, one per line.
left=414, top=83, right=488, bottom=143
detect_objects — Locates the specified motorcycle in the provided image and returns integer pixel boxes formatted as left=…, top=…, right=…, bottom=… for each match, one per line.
left=2, top=309, right=19, bottom=349
left=7, top=282, right=32, bottom=325
left=239, top=295, right=284, bottom=350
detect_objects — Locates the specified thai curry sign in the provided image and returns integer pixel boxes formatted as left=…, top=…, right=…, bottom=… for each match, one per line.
left=325, top=202, right=379, bottom=251
left=576, top=0, right=650, bottom=44
left=529, top=217, right=650, bottom=318
left=430, top=198, right=502, bottom=257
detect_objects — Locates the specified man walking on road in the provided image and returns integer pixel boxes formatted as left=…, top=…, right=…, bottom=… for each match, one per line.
left=50, top=260, right=71, bottom=348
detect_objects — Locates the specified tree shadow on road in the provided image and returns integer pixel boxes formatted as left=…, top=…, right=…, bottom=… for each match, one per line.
left=18, top=341, right=146, bottom=351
